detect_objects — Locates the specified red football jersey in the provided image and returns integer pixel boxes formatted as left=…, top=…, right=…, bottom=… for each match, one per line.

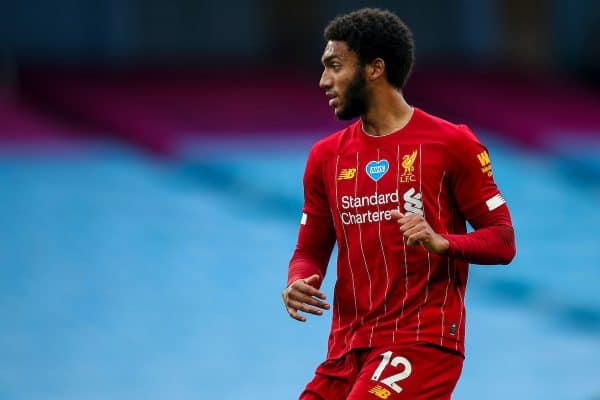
left=299, top=108, right=507, bottom=359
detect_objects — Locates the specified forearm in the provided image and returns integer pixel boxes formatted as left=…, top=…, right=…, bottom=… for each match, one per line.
left=442, top=206, right=516, bottom=265
left=288, top=254, right=327, bottom=287
left=288, top=216, right=336, bottom=286
left=443, top=224, right=515, bottom=265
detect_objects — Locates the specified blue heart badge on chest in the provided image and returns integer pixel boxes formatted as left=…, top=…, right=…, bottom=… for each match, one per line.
left=365, top=159, right=389, bottom=181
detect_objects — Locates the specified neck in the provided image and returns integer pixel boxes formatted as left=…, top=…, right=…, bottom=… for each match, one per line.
left=361, top=89, right=413, bottom=137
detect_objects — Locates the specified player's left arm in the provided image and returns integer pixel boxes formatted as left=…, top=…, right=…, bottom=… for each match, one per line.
left=390, top=206, right=515, bottom=264
left=441, top=126, right=516, bottom=265
left=391, top=127, right=516, bottom=265
left=443, top=207, right=515, bottom=264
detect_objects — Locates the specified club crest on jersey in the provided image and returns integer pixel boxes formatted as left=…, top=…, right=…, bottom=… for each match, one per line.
left=366, top=159, right=389, bottom=181
left=399, top=149, right=418, bottom=183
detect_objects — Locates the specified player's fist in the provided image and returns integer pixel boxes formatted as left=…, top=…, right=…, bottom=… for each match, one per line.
left=390, top=209, right=449, bottom=255
left=282, top=274, right=330, bottom=322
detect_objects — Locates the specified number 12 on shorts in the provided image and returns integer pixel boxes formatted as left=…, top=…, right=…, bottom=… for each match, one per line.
left=371, top=351, right=413, bottom=394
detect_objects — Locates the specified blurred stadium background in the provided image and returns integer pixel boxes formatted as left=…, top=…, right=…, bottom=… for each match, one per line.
left=1, top=1, right=599, bottom=399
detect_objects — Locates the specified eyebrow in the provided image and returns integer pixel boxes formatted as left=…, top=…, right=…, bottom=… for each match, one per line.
left=321, top=55, right=343, bottom=65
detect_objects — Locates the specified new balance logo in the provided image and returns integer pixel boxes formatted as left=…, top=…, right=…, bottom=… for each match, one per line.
left=369, top=385, right=392, bottom=399
left=338, top=168, right=357, bottom=180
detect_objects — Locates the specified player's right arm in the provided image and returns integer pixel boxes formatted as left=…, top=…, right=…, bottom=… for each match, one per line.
left=283, top=145, right=336, bottom=322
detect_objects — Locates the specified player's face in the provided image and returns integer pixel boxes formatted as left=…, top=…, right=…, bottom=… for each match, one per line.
left=319, top=41, right=367, bottom=120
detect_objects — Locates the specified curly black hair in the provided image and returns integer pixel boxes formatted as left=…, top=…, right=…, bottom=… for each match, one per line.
left=324, top=8, right=415, bottom=89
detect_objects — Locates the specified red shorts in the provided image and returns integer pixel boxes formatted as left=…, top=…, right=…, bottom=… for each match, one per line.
left=300, top=343, right=464, bottom=400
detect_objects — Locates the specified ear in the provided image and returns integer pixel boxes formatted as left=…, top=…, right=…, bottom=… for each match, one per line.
left=366, top=58, right=386, bottom=81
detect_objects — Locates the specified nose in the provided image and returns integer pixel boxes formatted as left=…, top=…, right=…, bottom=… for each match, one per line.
left=319, top=69, right=331, bottom=89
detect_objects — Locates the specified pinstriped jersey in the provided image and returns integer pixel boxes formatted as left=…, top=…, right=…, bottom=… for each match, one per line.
left=302, top=108, right=505, bottom=359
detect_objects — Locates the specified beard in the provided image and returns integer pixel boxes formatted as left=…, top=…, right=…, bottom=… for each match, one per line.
left=336, top=69, right=368, bottom=120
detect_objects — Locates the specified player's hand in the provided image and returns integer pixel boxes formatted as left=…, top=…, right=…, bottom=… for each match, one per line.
left=390, top=209, right=449, bottom=255
left=282, top=274, right=330, bottom=322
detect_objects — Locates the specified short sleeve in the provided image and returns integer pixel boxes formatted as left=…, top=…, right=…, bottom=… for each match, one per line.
left=302, top=144, right=332, bottom=220
left=448, top=126, right=506, bottom=222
